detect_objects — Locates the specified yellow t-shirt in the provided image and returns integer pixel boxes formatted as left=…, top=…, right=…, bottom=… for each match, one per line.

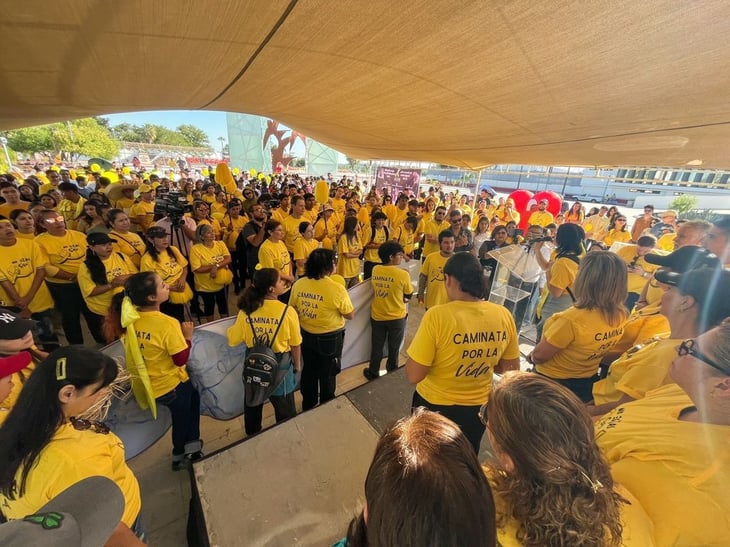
left=656, top=232, right=677, bottom=252
left=356, top=205, right=373, bottom=227
left=258, top=239, right=292, bottom=279
left=596, top=384, right=730, bottom=546
left=314, top=217, right=338, bottom=250
left=140, top=246, right=187, bottom=285
left=226, top=299, right=302, bottom=352
left=361, top=225, right=388, bottom=263
left=128, top=310, right=189, bottom=397
left=293, top=238, right=319, bottom=276
left=34, top=230, right=88, bottom=284
left=388, top=206, right=409, bottom=231
left=77, top=252, right=137, bottom=315
left=615, top=246, right=659, bottom=294
left=129, top=200, right=155, bottom=232
left=337, top=234, right=362, bottom=279
left=394, top=225, right=415, bottom=255
left=202, top=194, right=216, bottom=204
left=289, top=276, right=354, bottom=334
left=0, top=201, right=29, bottom=218
left=548, top=255, right=579, bottom=293
left=114, top=196, right=135, bottom=213
left=370, top=264, right=413, bottom=321
left=1, top=361, right=35, bottom=414
left=57, top=197, right=86, bottom=230
left=420, top=252, right=449, bottom=309
left=331, top=198, right=346, bottom=218
left=537, top=307, right=625, bottom=379
left=189, top=241, right=231, bottom=293
left=109, top=230, right=146, bottom=269
left=592, top=335, right=678, bottom=404
left=527, top=210, right=554, bottom=228
left=490, top=478, right=655, bottom=547
left=0, top=423, right=141, bottom=527
left=612, top=303, right=670, bottom=355
left=211, top=201, right=227, bottom=216
left=422, top=219, right=449, bottom=257
left=196, top=217, right=222, bottom=240
left=0, top=239, right=54, bottom=312
left=407, top=300, right=519, bottom=405
left=270, top=208, right=288, bottom=224
left=282, top=214, right=306, bottom=253
left=222, top=214, right=247, bottom=250
left=604, top=229, right=632, bottom=247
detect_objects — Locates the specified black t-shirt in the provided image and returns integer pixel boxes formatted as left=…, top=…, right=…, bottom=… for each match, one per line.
left=240, top=221, right=263, bottom=270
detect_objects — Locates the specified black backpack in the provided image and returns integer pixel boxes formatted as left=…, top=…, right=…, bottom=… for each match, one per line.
left=242, top=304, right=290, bottom=407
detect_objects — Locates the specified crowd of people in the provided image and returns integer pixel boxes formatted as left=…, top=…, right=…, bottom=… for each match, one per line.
left=0, top=161, right=729, bottom=545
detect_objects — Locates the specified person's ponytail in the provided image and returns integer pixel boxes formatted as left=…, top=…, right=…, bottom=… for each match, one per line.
left=104, top=292, right=125, bottom=343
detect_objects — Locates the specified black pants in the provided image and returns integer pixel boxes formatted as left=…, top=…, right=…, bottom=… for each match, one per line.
left=535, top=371, right=598, bottom=403
left=231, top=248, right=246, bottom=291
left=161, top=301, right=186, bottom=323
left=156, top=380, right=201, bottom=456
left=412, top=391, right=485, bottom=454
left=46, top=281, right=97, bottom=345
left=199, top=288, right=228, bottom=318
left=244, top=392, right=296, bottom=435
left=85, top=310, right=107, bottom=345
left=301, top=329, right=344, bottom=410
left=368, top=317, right=406, bottom=375
left=363, top=260, right=379, bottom=280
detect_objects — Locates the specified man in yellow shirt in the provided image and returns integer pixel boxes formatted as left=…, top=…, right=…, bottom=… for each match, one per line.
left=614, top=235, right=659, bottom=310
left=527, top=199, right=554, bottom=228
left=0, top=184, right=29, bottom=218
left=418, top=230, right=455, bottom=309
left=57, top=183, right=86, bottom=230
left=421, top=206, right=449, bottom=258
left=364, top=241, right=413, bottom=380
left=282, top=195, right=307, bottom=253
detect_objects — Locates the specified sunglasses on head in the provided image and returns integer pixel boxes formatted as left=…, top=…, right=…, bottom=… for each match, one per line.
left=677, top=339, right=726, bottom=375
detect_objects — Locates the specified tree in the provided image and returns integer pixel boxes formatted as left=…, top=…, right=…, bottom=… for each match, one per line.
left=668, top=194, right=699, bottom=216
left=3, top=125, right=54, bottom=154
left=177, top=124, right=209, bottom=147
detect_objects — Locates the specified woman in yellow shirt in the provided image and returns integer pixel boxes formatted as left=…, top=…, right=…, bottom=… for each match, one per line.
left=484, top=372, right=653, bottom=547
left=0, top=346, right=145, bottom=544
left=75, top=200, right=107, bottom=234
left=107, top=209, right=146, bottom=268
left=227, top=268, right=302, bottom=435
left=258, top=219, right=295, bottom=302
left=565, top=201, right=585, bottom=224
left=529, top=251, right=628, bottom=402
left=603, top=215, right=632, bottom=247
left=106, top=272, right=202, bottom=470
left=337, top=216, right=362, bottom=288
left=140, top=226, right=192, bottom=322
left=189, top=224, right=232, bottom=323
left=77, top=232, right=137, bottom=343
left=293, top=222, right=319, bottom=277
left=406, top=252, right=520, bottom=452
left=9, top=209, right=36, bottom=238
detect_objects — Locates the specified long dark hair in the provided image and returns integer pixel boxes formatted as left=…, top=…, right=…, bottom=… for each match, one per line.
left=443, top=252, right=484, bottom=299
left=84, top=247, right=109, bottom=286
left=343, top=216, right=359, bottom=242
left=305, top=249, right=335, bottom=279
left=555, top=223, right=585, bottom=258
left=104, top=271, right=158, bottom=342
left=0, top=346, right=118, bottom=498
left=238, top=268, right=279, bottom=315
left=143, top=235, right=174, bottom=263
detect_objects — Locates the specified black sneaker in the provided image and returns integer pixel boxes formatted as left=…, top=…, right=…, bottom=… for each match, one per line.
left=186, top=451, right=204, bottom=463
left=171, top=455, right=186, bottom=471
left=363, top=368, right=378, bottom=381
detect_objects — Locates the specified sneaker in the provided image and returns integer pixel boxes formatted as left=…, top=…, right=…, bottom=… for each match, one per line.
left=171, top=454, right=186, bottom=471
left=186, top=451, right=204, bottom=463
left=363, top=368, right=378, bottom=381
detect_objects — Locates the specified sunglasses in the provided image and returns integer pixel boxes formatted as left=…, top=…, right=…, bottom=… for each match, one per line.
left=70, top=417, right=110, bottom=434
left=451, top=218, right=462, bottom=223
left=677, top=339, right=726, bottom=375
left=44, top=216, right=65, bottom=224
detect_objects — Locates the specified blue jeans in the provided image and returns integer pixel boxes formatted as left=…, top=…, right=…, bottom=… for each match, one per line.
left=156, top=380, right=201, bottom=455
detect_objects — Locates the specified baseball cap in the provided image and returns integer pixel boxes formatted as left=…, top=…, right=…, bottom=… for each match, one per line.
left=0, top=351, right=31, bottom=378
left=644, top=245, right=720, bottom=272
left=0, top=476, right=124, bottom=547
left=655, top=267, right=730, bottom=328
left=86, top=233, right=117, bottom=246
left=0, top=309, right=36, bottom=341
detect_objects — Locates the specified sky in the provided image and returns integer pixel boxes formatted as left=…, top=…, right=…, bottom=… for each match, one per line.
left=105, top=110, right=229, bottom=149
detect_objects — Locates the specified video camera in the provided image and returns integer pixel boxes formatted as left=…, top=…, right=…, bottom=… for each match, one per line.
left=154, top=189, right=192, bottom=227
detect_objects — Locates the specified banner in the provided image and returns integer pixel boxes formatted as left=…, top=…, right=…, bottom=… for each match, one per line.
left=375, top=166, right=422, bottom=197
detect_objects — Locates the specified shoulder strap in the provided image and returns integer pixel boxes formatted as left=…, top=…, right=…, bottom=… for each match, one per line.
left=269, top=303, right=290, bottom=348
left=247, top=303, right=290, bottom=348
left=112, top=231, right=142, bottom=255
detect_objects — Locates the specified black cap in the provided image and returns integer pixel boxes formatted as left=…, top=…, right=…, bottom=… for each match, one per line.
left=654, top=267, right=730, bottom=329
left=0, top=308, right=36, bottom=341
left=644, top=245, right=720, bottom=273
left=86, top=232, right=117, bottom=246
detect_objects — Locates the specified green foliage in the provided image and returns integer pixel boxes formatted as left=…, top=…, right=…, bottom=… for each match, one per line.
left=668, top=194, right=699, bottom=216
left=110, top=122, right=210, bottom=148
left=2, top=118, right=118, bottom=160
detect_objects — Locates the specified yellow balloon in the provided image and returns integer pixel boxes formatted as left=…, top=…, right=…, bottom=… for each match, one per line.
left=121, top=166, right=131, bottom=175
left=201, top=168, right=209, bottom=177
left=257, top=173, right=265, bottom=180
left=265, top=175, right=271, bottom=184
left=314, top=179, right=329, bottom=204
left=50, top=165, right=60, bottom=172
left=249, top=168, right=257, bottom=177
left=215, top=163, right=237, bottom=194
left=169, top=173, right=175, bottom=181
left=232, top=167, right=240, bottom=176
left=142, top=172, right=150, bottom=180
left=90, top=163, right=101, bottom=173
left=102, top=170, right=119, bottom=183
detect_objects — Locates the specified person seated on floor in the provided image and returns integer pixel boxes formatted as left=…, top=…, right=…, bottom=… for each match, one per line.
left=590, top=266, right=730, bottom=415
left=483, top=372, right=655, bottom=546
left=595, top=322, right=730, bottom=545
left=334, top=408, right=497, bottom=547
left=0, top=346, right=145, bottom=545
